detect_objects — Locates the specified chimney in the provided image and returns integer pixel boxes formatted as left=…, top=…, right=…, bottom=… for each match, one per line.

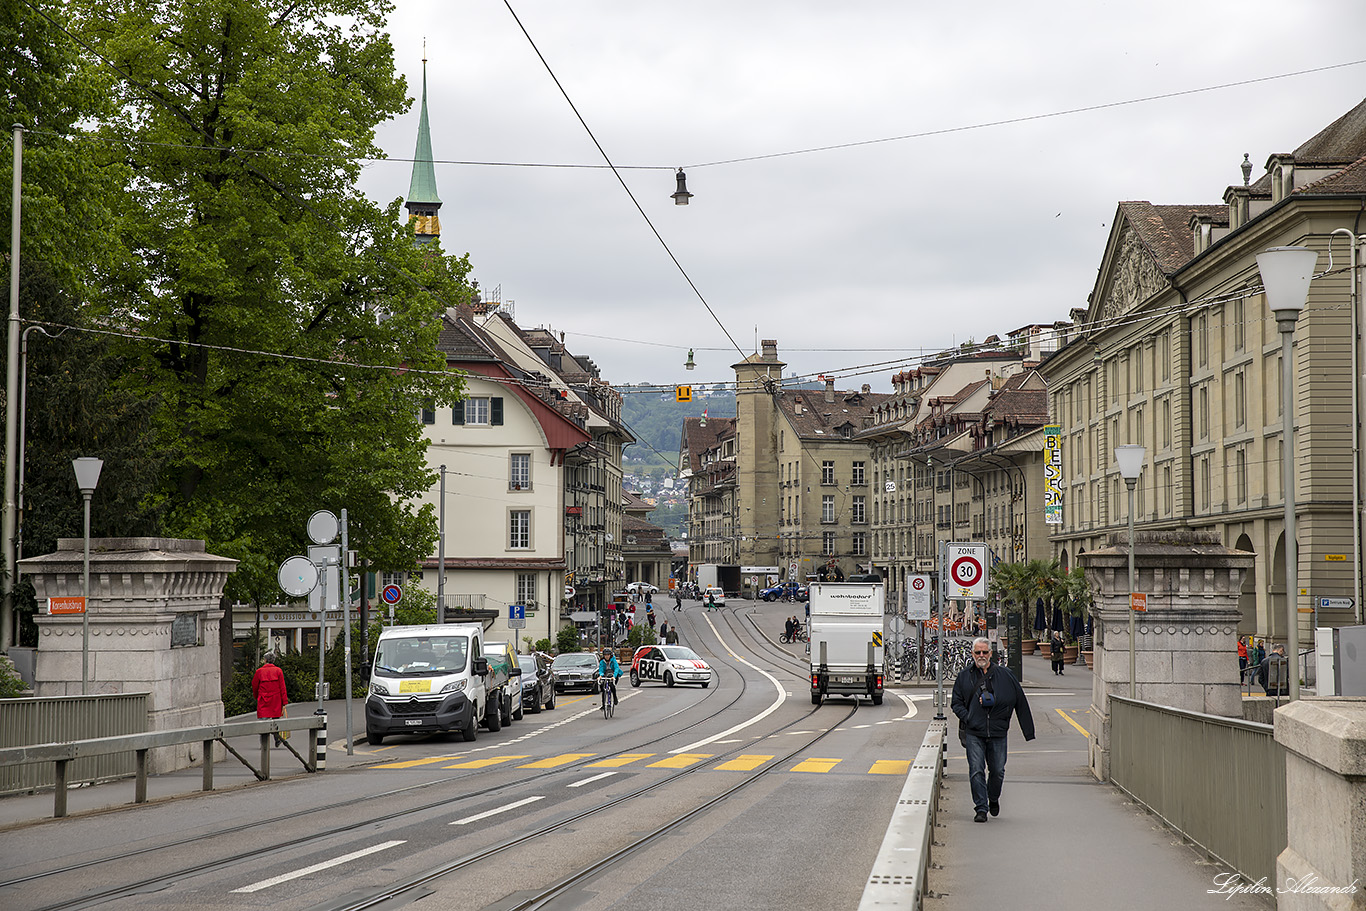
left=762, top=339, right=778, bottom=360
left=862, top=384, right=871, bottom=394
left=825, top=376, right=835, bottom=403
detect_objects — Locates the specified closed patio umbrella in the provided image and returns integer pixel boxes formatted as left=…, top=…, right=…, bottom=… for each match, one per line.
left=1051, top=605, right=1065, bottom=632
left=1033, top=599, right=1046, bottom=632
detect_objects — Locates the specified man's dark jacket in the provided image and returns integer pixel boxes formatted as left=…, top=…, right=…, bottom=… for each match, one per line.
left=951, top=662, right=1036, bottom=744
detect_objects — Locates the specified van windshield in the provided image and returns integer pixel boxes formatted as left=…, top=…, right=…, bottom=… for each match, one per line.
left=374, top=635, right=469, bottom=676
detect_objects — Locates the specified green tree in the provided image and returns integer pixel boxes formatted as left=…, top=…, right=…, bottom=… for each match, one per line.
left=64, top=0, right=468, bottom=599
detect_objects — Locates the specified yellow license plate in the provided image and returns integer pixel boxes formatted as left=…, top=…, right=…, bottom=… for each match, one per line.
left=399, top=680, right=431, bottom=693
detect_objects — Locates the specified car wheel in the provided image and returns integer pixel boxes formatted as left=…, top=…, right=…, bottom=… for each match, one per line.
left=546, top=687, right=556, bottom=710
left=811, top=692, right=822, bottom=705
left=701, top=681, right=710, bottom=688
left=630, top=670, right=640, bottom=687
left=501, top=694, right=513, bottom=726
left=530, top=686, right=543, bottom=713
left=872, top=693, right=884, bottom=706
left=485, top=697, right=502, bottom=732
left=462, top=715, right=477, bottom=742
left=514, top=697, right=524, bottom=721
left=664, top=670, right=675, bottom=687
left=367, top=729, right=384, bottom=745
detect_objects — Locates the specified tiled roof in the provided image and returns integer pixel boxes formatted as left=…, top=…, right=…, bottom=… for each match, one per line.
left=777, top=388, right=892, bottom=441
left=1295, top=154, right=1366, bottom=195
left=1117, top=201, right=1226, bottom=275
left=1290, top=97, right=1366, bottom=164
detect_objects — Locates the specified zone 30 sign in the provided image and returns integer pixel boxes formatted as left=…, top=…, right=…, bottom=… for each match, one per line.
left=942, top=542, right=988, bottom=601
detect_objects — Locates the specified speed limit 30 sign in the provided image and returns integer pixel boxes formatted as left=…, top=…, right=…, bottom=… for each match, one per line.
left=944, top=543, right=988, bottom=601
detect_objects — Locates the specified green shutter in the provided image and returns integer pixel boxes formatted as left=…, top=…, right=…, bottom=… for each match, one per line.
left=491, top=397, right=504, bottom=425
left=452, top=402, right=465, bottom=425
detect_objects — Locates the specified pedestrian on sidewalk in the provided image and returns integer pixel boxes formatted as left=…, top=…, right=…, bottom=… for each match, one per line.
left=1050, top=630, right=1066, bottom=675
left=1237, top=637, right=1248, bottom=676
left=951, top=636, right=1035, bottom=823
left=252, top=652, right=289, bottom=747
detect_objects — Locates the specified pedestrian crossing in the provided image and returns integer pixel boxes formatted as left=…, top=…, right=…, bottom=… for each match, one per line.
left=372, top=751, right=913, bottom=776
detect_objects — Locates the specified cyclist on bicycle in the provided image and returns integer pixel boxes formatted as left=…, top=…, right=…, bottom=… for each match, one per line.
left=598, top=648, right=621, bottom=705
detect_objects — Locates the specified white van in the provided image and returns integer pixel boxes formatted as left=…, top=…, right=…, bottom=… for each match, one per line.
left=365, top=624, right=500, bottom=744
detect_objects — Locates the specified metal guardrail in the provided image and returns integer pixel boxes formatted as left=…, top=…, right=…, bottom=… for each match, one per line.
left=858, top=719, right=947, bottom=911
left=1109, top=696, right=1285, bottom=886
left=0, top=693, right=149, bottom=794
left=0, top=715, right=327, bottom=818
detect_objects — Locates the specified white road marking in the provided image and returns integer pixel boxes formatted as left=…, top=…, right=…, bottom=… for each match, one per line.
left=232, top=840, right=406, bottom=893
left=897, top=693, right=920, bottom=720
left=450, top=795, right=545, bottom=825
left=671, top=614, right=788, bottom=754
left=568, top=772, right=618, bottom=788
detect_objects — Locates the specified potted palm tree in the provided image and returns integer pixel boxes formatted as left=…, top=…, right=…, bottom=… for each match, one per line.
left=1058, top=566, right=1093, bottom=665
left=988, top=561, right=1036, bottom=654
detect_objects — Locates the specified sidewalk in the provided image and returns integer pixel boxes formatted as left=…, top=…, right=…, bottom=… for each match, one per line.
left=0, top=698, right=377, bottom=830
left=927, top=652, right=1268, bottom=910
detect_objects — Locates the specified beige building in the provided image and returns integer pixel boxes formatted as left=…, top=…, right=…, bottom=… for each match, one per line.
left=1041, top=97, right=1366, bottom=646
left=680, top=415, right=737, bottom=570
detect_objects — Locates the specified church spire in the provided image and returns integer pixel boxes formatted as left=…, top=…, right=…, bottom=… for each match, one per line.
left=405, top=48, right=442, bottom=244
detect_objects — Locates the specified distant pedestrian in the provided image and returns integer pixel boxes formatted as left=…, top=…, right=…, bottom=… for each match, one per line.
left=659, top=621, right=669, bottom=642
left=1050, top=630, right=1066, bottom=676
left=705, top=590, right=717, bottom=612
left=1259, top=643, right=1290, bottom=696
left=951, top=637, right=1035, bottom=823
left=647, top=609, right=657, bottom=631
left=674, top=590, right=683, bottom=612
left=1237, top=637, right=1248, bottom=677
left=252, top=652, right=289, bottom=747
left=667, top=627, right=679, bottom=645
left=645, top=590, right=653, bottom=607
left=784, top=616, right=795, bottom=641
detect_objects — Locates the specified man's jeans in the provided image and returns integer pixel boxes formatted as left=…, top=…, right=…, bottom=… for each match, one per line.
left=964, top=732, right=1008, bottom=814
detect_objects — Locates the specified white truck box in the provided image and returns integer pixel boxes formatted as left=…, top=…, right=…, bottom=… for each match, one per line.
left=808, top=582, right=885, bottom=705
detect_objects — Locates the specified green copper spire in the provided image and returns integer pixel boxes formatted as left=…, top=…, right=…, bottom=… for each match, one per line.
left=407, top=57, right=441, bottom=206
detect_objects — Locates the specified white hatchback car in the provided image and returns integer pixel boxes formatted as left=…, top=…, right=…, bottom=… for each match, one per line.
left=630, top=644, right=713, bottom=688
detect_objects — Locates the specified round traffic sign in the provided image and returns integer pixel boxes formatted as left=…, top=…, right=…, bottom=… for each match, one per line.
left=278, top=556, right=319, bottom=597
left=911, top=577, right=926, bottom=591
left=565, top=585, right=576, bottom=600
left=951, top=554, right=983, bottom=588
left=381, top=584, right=403, bottom=605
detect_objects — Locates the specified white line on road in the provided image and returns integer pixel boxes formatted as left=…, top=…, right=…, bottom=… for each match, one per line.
left=568, top=772, right=618, bottom=788
left=670, top=613, right=788, bottom=754
left=232, top=840, right=406, bottom=893
left=450, top=795, right=544, bottom=825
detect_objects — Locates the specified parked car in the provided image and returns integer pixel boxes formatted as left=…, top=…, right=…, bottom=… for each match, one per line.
left=759, top=581, right=808, bottom=602
left=483, top=640, right=524, bottom=723
left=518, top=653, right=555, bottom=712
left=551, top=652, right=601, bottom=694
left=630, top=644, right=713, bottom=688
left=703, top=586, right=727, bottom=607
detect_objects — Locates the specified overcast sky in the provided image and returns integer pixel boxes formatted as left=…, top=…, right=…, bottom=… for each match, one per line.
left=356, top=1, right=1366, bottom=390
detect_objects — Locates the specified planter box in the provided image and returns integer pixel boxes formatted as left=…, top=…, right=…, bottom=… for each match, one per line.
left=1020, top=639, right=1038, bottom=655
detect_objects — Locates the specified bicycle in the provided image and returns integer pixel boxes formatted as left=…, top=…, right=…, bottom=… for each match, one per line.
left=599, top=675, right=616, bottom=719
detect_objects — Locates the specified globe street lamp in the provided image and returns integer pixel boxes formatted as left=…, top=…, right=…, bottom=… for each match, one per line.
left=72, top=457, right=103, bottom=695
left=1256, top=245, right=1317, bottom=702
left=1114, top=444, right=1146, bottom=698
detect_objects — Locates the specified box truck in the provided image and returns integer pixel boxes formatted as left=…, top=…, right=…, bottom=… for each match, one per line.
left=808, top=581, right=885, bottom=705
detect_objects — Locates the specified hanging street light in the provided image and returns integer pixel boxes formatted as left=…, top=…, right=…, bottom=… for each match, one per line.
left=671, top=168, right=693, bottom=205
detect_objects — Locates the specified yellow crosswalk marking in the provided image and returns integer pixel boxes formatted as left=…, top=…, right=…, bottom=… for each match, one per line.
left=649, top=753, right=713, bottom=769
left=588, top=753, right=656, bottom=767
left=374, top=756, right=462, bottom=769
left=869, top=760, right=911, bottom=775
left=714, top=754, right=773, bottom=771
left=791, top=757, right=842, bottom=773
left=443, top=756, right=531, bottom=768
left=518, top=753, right=596, bottom=768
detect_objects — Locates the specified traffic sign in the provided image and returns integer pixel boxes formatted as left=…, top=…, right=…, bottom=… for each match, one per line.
left=509, top=604, right=527, bottom=629
left=944, top=543, right=988, bottom=600
left=676, top=385, right=692, bottom=402
left=906, top=572, right=931, bottom=620
left=381, top=584, right=403, bottom=605
left=1319, top=597, right=1355, bottom=610
left=872, top=630, right=883, bottom=647
left=565, top=585, right=576, bottom=600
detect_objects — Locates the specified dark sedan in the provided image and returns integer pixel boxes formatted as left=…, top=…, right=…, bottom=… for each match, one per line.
left=518, top=653, right=556, bottom=712
left=551, top=652, right=600, bottom=694
left=760, top=581, right=808, bottom=602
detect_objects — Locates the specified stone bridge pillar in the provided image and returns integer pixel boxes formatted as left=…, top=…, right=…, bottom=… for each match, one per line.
left=21, top=537, right=238, bottom=772
left=1080, top=530, right=1252, bottom=781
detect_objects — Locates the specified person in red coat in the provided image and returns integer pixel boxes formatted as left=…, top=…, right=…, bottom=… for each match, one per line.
left=252, top=653, right=289, bottom=746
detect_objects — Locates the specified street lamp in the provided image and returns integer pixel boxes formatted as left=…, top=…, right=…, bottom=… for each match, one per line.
left=1114, top=444, right=1146, bottom=698
left=1257, top=245, right=1317, bottom=701
left=72, top=456, right=103, bottom=695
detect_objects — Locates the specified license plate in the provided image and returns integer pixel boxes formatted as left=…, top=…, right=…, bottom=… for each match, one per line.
left=399, top=680, right=431, bottom=693
left=404, top=719, right=424, bottom=726
left=836, top=675, right=861, bottom=684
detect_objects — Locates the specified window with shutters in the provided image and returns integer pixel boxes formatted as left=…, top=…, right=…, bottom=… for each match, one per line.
left=455, top=396, right=504, bottom=426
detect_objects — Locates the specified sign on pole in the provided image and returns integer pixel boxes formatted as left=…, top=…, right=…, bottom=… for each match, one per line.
left=906, top=573, right=931, bottom=620
left=48, top=596, right=86, bottom=615
left=675, top=385, right=692, bottom=402
left=943, top=542, right=988, bottom=601
left=1130, top=592, right=1147, bottom=612
left=381, top=584, right=403, bottom=605
left=509, top=604, right=527, bottom=629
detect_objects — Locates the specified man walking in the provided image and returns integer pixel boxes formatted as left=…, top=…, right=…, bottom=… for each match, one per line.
left=951, top=637, right=1034, bottom=823
left=674, top=589, right=683, bottom=612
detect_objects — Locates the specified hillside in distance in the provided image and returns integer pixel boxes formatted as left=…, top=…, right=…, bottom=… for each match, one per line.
left=619, top=385, right=736, bottom=472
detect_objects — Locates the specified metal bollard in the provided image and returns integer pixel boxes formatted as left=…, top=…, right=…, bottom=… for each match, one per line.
left=314, top=712, right=327, bottom=771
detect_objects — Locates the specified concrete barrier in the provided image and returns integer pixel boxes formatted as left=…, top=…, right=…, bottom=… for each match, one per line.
left=858, top=719, right=947, bottom=911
